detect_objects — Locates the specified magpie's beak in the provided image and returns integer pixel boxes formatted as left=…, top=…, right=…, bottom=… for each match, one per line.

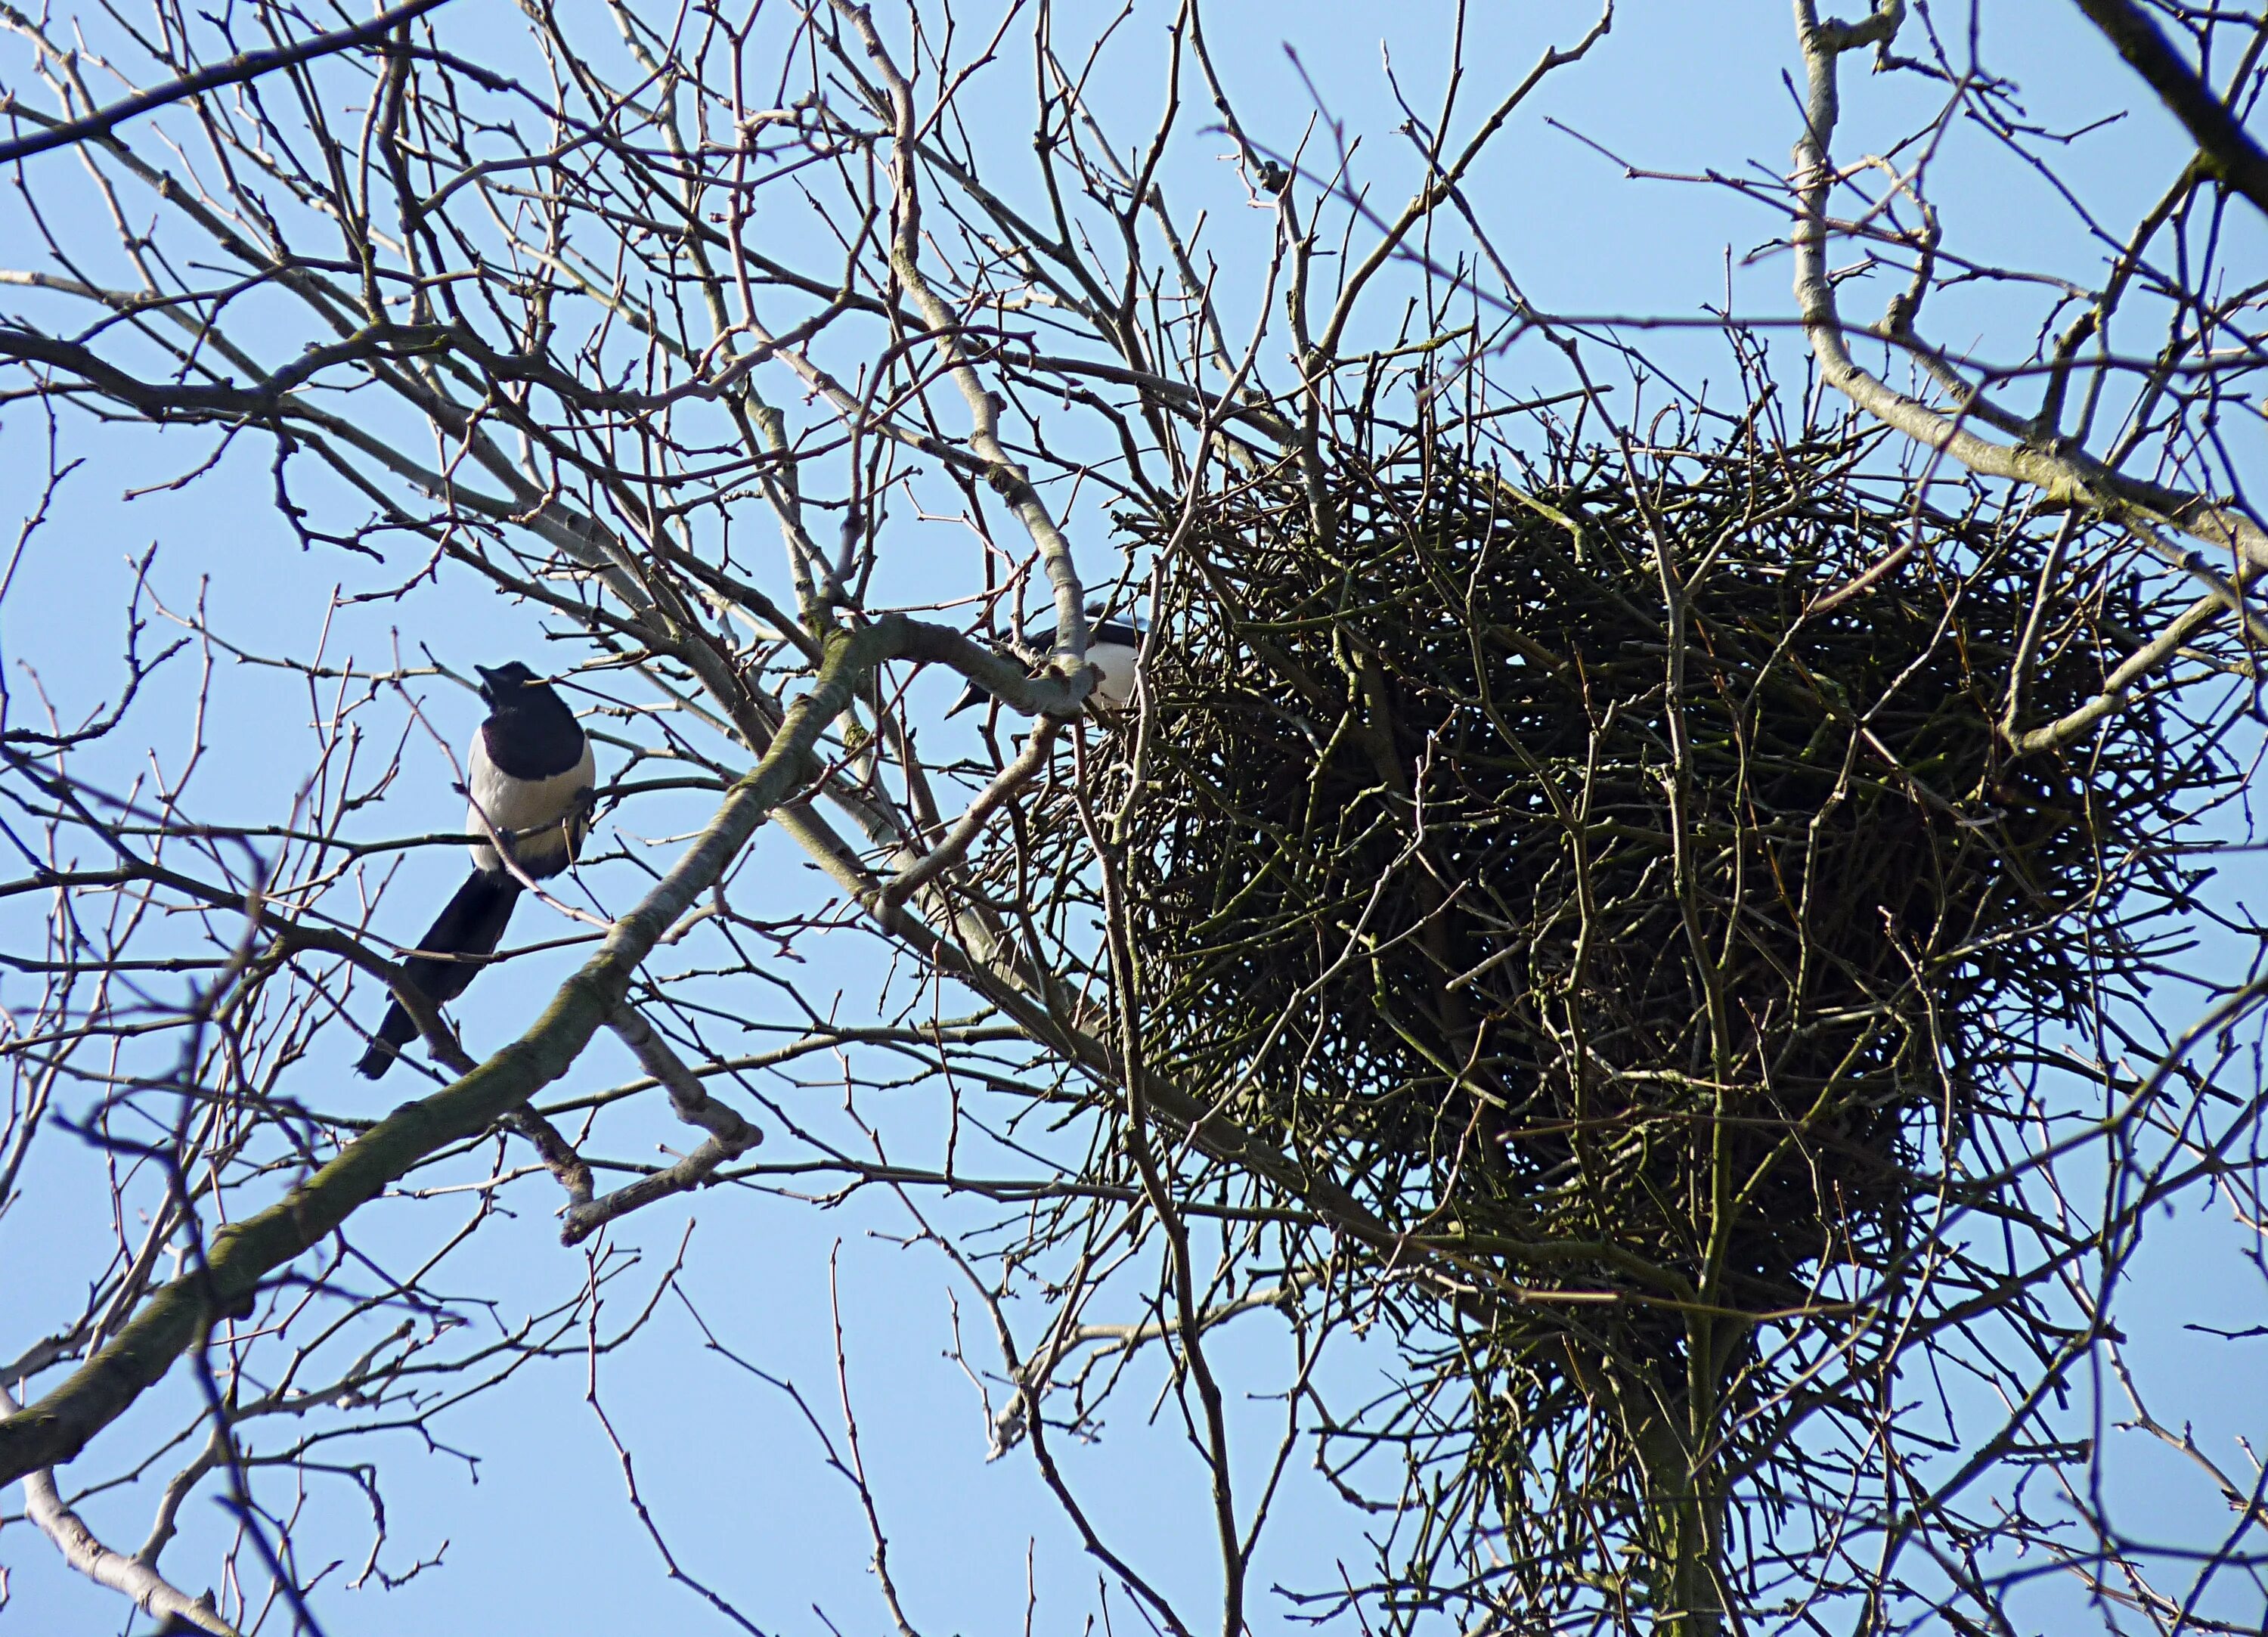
left=472, top=663, right=502, bottom=704
left=944, top=682, right=984, bottom=718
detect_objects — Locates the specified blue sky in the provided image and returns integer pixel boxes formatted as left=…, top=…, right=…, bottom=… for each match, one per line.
left=4, top=2, right=2266, bottom=1632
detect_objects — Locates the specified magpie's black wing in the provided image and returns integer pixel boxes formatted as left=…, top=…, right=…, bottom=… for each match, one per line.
left=946, top=604, right=1142, bottom=716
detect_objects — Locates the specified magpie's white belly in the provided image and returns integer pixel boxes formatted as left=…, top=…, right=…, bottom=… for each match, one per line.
left=466, top=736, right=595, bottom=876
left=1087, top=642, right=1138, bottom=709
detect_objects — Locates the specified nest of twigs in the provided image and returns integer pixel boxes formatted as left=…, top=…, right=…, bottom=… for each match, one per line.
left=1092, top=420, right=2218, bottom=1426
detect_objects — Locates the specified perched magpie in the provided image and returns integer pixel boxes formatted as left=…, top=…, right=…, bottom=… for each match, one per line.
left=357, top=662, right=595, bottom=1080
left=945, top=603, right=1145, bottom=718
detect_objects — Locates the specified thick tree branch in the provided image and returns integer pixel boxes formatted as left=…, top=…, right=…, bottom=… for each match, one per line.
left=1791, top=0, right=2268, bottom=570
left=2072, top=0, right=2268, bottom=219
left=0, top=1383, right=237, bottom=1634
left=556, top=1006, right=765, bottom=1244
left=0, top=0, right=451, bottom=166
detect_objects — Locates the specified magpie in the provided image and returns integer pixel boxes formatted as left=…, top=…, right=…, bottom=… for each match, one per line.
left=945, top=603, right=1145, bottom=718
left=356, top=662, right=595, bottom=1080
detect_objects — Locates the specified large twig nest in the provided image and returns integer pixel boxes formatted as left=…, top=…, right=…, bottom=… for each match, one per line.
left=1087, top=418, right=2225, bottom=1414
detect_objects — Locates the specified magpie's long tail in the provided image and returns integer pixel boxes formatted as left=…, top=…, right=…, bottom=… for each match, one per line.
left=357, top=870, right=523, bottom=1079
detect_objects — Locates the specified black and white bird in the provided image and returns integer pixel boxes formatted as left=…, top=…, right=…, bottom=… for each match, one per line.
left=945, top=603, right=1144, bottom=718
left=357, top=662, right=596, bottom=1080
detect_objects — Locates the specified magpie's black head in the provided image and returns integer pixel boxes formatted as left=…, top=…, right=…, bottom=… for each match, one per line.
left=474, top=661, right=544, bottom=706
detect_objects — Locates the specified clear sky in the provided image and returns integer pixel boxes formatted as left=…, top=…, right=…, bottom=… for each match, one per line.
left=3, top=2, right=2263, bottom=1632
